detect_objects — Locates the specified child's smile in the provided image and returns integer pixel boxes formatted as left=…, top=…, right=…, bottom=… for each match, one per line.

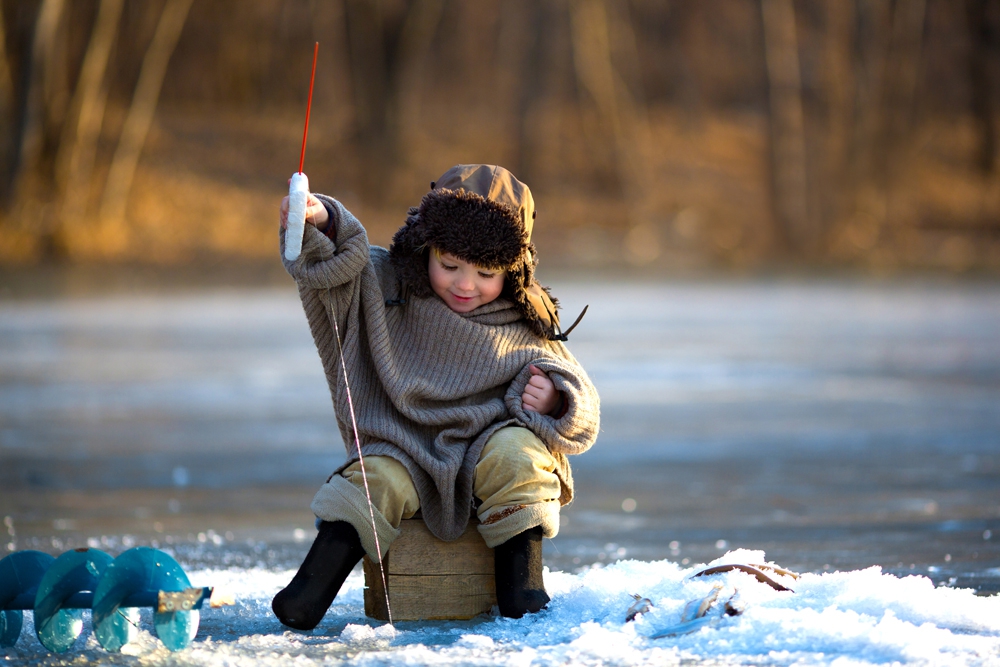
left=428, top=250, right=505, bottom=313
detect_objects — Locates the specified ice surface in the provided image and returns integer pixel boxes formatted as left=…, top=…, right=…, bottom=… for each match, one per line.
left=3, top=552, right=997, bottom=666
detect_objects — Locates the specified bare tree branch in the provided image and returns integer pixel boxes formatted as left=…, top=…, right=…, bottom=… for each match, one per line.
left=761, top=0, right=812, bottom=251
left=13, top=0, right=65, bottom=194
left=569, top=0, right=650, bottom=222
left=392, top=0, right=445, bottom=136
left=0, top=2, right=17, bottom=204
left=55, top=0, right=124, bottom=225
left=99, top=0, right=193, bottom=236
left=821, top=0, right=855, bottom=235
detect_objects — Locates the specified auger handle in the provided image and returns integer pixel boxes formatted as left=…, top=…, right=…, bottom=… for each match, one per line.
left=3, top=585, right=218, bottom=612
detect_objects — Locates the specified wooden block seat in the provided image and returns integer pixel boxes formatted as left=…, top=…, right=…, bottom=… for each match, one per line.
left=363, top=516, right=496, bottom=621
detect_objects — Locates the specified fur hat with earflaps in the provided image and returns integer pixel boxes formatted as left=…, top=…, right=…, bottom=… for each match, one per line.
left=389, top=164, right=584, bottom=340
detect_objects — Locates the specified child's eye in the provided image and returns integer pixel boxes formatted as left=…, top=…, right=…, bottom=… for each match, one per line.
left=440, top=262, right=457, bottom=271
left=478, top=271, right=495, bottom=279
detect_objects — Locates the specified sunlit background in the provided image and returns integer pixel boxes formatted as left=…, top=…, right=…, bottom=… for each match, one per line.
left=0, top=0, right=998, bottom=270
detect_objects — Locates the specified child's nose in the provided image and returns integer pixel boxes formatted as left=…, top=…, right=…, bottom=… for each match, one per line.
left=456, top=272, right=475, bottom=290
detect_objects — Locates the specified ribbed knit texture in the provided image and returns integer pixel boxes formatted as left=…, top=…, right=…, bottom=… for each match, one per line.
left=281, top=196, right=600, bottom=542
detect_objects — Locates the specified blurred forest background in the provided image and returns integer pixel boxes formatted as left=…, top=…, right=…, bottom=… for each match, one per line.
left=1, top=0, right=999, bottom=272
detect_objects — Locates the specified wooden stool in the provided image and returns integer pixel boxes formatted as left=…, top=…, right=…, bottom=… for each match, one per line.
left=363, top=517, right=496, bottom=620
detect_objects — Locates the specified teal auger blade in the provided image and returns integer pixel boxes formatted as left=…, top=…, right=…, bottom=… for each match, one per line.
left=34, top=548, right=113, bottom=653
left=0, top=551, right=55, bottom=648
left=92, top=547, right=198, bottom=653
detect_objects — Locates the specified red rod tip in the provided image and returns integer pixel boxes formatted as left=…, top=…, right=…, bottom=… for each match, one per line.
left=298, top=42, right=319, bottom=175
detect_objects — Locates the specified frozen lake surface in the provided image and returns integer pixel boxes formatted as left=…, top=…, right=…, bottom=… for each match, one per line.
left=2, top=275, right=999, bottom=664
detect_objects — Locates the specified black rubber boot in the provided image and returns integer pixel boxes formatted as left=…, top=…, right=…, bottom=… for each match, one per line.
left=494, top=526, right=550, bottom=618
left=271, top=520, right=366, bottom=630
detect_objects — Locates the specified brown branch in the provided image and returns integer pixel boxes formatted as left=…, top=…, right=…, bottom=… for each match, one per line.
left=821, top=0, right=855, bottom=235
left=12, top=0, right=65, bottom=197
left=494, top=0, right=544, bottom=180
left=0, top=2, right=17, bottom=203
left=569, top=0, right=650, bottom=222
left=55, top=0, right=124, bottom=225
left=761, top=0, right=812, bottom=251
left=98, top=0, right=193, bottom=235
left=392, top=0, right=445, bottom=135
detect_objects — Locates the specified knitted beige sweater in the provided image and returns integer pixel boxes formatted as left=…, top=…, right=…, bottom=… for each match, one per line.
left=281, top=196, right=600, bottom=541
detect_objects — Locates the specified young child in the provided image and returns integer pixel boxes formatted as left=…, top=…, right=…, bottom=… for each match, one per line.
left=272, top=164, right=600, bottom=629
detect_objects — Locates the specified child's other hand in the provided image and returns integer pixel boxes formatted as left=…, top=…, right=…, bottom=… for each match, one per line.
left=522, top=364, right=560, bottom=415
left=279, top=192, right=329, bottom=230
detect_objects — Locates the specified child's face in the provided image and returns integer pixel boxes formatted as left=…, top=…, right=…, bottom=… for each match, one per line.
left=428, top=250, right=505, bottom=313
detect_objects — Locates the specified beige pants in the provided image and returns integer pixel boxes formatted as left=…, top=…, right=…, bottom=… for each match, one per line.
left=310, top=427, right=562, bottom=560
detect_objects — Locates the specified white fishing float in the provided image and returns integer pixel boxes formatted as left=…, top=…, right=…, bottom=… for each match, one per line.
left=284, top=42, right=319, bottom=262
left=284, top=172, right=309, bottom=261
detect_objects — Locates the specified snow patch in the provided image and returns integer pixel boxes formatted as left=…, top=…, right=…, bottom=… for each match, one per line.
left=3, top=552, right=998, bottom=666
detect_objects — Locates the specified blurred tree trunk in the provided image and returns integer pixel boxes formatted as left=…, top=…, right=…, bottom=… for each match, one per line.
left=848, top=0, right=892, bottom=240
left=885, top=0, right=926, bottom=143
left=343, top=0, right=443, bottom=200
left=343, top=0, right=389, bottom=189
left=97, top=0, right=193, bottom=252
left=9, top=0, right=65, bottom=242
left=393, top=0, right=445, bottom=145
left=883, top=0, right=926, bottom=227
left=0, top=3, right=17, bottom=205
left=54, top=0, right=124, bottom=240
left=965, top=0, right=1000, bottom=230
left=17, top=0, right=66, bottom=172
left=494, top=0, right=546, bottom=183
left=821, top=0, right=855, bottom=238
left=967, top=0, right=998, bottom=175
left=761, top=0, right=812, bottom=253
left=569, top=0, right=650, bottom=219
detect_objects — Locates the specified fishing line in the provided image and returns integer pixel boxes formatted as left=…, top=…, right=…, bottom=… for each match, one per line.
left=327, top=295, right=394, bottom=626
left=116, top=608, right=140, bottom=629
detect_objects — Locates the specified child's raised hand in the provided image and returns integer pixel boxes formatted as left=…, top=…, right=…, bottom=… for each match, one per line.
left=279, top=192, right=329, bottom=230
left=522, top=364, right=560, bottom=415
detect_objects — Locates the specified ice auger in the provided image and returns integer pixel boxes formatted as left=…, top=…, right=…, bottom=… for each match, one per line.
left=0, top=547, right=231, bottom=653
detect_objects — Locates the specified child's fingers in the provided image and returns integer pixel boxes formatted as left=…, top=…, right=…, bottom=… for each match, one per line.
left=304, top=196, right=330, bottom=228
left=305, top=204, right=324, bottom=224
left=523, top=367, right=556, bottom=414
left=523, top=384, right=545, bottom=401
left=523, top=390, right=555, bottom=415
left=305, top=195, right=320, bottom=211
left=279, top=196, right=290, bottom=229
left=527, top=374, right=554, bottom=392
left=522, top=384, right=543, bottom=401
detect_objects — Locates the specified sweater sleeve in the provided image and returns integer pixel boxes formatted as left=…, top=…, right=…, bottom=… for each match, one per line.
left=504, top=354, right=600, bottom=456
left=280, top=195, right=370, bottom=289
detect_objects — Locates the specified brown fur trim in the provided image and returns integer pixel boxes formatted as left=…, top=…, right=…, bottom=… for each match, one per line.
left=388, top=188, right=559, bottom=339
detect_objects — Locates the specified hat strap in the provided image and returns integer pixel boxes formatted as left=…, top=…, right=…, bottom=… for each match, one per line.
left=385, top=281, right=409, bottom=307
left=550, top=304, right=588, bottom=341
